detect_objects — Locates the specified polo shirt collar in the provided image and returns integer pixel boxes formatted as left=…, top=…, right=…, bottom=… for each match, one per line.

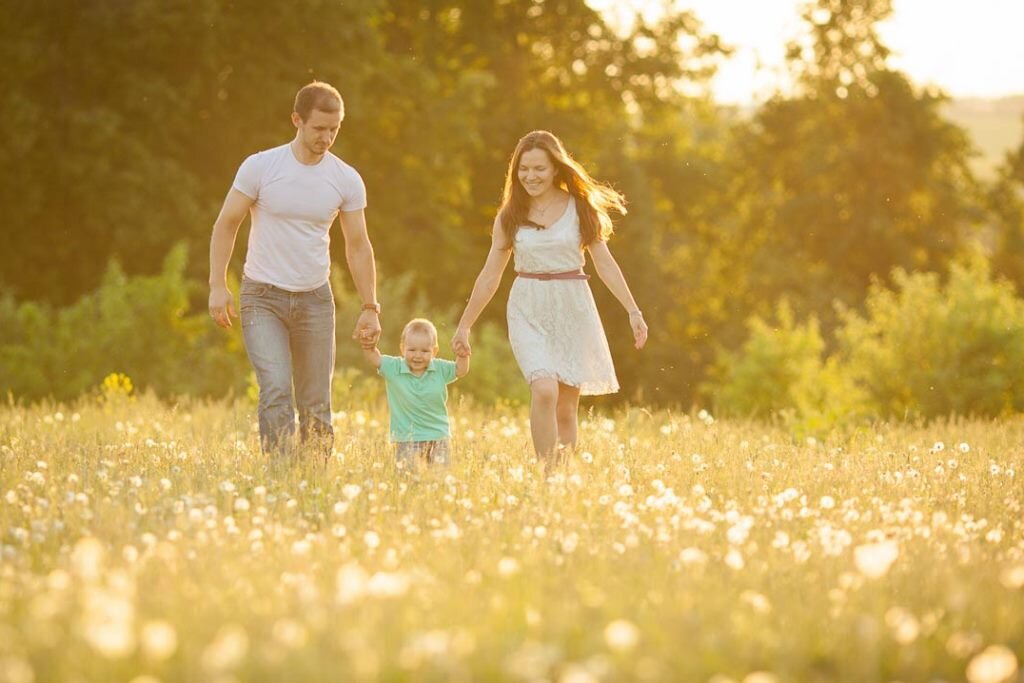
left=399, top=359, right=437, bottom=375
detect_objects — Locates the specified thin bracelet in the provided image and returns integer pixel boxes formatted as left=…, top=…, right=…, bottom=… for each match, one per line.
left=629, top=309, right=643, bottom=317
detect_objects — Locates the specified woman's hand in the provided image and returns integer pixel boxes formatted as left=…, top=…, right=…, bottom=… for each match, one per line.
left=452, top=326, right=472, bottom=358
left=629, top=311, right=648, bottom=350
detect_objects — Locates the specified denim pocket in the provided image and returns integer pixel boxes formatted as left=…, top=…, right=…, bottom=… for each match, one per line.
left=311, top=282, right=334, bottom=303
left=240, top=279, right=269, bottom=297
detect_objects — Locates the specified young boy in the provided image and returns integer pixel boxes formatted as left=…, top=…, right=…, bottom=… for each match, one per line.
left=361, top=318, right=470, bottom=469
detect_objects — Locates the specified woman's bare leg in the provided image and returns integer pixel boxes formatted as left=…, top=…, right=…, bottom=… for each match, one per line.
left=529, top=378, right=559, bottom=462
left=555, top=382, right=581, bottom=452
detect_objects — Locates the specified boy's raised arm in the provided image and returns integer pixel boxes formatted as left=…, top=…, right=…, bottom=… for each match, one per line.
left=455, top=350, right=470, bottom=378
left=362, top=344, right=382, bottom=369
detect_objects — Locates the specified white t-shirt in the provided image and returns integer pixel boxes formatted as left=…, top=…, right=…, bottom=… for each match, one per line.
left=232, top=143, right=367, bottom=291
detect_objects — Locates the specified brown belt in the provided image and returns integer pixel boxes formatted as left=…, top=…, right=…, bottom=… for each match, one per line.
left=516, top=269, right=589, bottom=281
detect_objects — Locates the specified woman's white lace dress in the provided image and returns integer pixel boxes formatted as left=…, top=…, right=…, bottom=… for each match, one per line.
left=507, top=199, right=619, bottom=395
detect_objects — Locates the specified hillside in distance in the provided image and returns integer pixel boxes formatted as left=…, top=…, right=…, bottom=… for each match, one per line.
left=943, top=95, right=1024, bottom=179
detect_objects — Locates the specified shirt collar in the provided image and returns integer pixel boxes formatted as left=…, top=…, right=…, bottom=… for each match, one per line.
left=399, top=358, right=437, bottom=375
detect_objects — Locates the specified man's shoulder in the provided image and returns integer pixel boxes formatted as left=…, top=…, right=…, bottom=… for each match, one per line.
left=324, top=152, right=363, bottom=180
left=241, top=143, right=290, bottom=168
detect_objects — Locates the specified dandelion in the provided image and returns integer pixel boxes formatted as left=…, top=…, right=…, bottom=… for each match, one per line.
left=853, top=540, right=899, bottom=579
left=233, top=498, right=250, bottom=512
left=959, top=442, right=970, bottom=453
left=740, top=590, right=771, bottom=614
left=336, top=563, right=370, bottom=604
left=884, top=607, right=920, bottom=644
left=367, top=571, right=412, bottom=598
left=343, top=484, right=362, bottom=500
left=72, top=537, right=106, bottom=582
left=741, top=674, right=780, bottom=683
left=679, top=548, right=708, bottom=567
left=200, top=624, right=249, bottom=673
left=931, top=441, right=945, bottom=453
left=947, top=631, right=984, bottom=658
left=966, top=645, right=1018, bottom=683
left=724, top=548, right=745, bottom=570
left=603, top=619, right=640, bottom=652
left=141, top=620, right=178, bottom=661
left=80, top=589, right=136, bottom=659
left=819, top=495, right=835, bottom=510
left=272, top=618, right=309, bottom=649
left=497, top=557, right=521, bottom=577
left=999, top=565, right=1024, bottom=589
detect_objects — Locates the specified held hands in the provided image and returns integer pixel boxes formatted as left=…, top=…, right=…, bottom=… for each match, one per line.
left=451, top=327, right=472, bottom=358
left=352, top=310, right=381, bottom=347
left=629, top=311, right=648, bottom=350
left=209, top=285, right=237, bottom=329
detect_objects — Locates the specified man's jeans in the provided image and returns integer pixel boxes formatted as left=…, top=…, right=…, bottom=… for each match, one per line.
left=240, top=277, right=335, bottom=459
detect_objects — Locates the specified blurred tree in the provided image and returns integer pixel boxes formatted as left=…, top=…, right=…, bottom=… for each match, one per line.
left=989, top=121, right=1024, bottom=289
left=655, top=0, right=980, bottom=406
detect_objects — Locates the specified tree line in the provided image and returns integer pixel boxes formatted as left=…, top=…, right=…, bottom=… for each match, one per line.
left=2, top=0, right=1023, bottom=415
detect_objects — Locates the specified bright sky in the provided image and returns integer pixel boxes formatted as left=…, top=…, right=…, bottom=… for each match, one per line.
left=587, top=0, right=1024, bottom=104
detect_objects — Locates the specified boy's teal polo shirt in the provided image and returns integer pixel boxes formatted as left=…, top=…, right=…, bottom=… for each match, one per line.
left=378, top=355, right=458, bottom=442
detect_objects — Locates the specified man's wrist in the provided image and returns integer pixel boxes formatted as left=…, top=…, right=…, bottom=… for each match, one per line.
left=362, top=302, right=381, bottom=314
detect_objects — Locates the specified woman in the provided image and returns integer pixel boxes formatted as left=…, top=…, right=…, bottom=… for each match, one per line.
left=452, top=130, right=647, bottom=466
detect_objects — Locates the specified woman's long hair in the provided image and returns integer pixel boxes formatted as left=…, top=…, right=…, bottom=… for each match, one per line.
left=497, top=131, right=626, bottom=246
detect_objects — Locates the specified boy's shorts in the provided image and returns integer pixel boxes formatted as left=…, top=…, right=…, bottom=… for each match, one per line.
left=395, top=439, right=451, bottom=470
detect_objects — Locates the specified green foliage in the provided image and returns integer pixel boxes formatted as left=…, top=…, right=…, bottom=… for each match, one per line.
left=0, top=0, right=1004, bottom=412
left=0, top=245, right=250, bottom=401
left=989, top=119, right=1024, bottom=289
left=838, top=253, right=1024, bottom=418
left=707, top=301, right=864, bottom=435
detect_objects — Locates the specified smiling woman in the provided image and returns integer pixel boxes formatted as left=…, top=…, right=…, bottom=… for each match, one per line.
left=452, top=130, right=648, bottom=468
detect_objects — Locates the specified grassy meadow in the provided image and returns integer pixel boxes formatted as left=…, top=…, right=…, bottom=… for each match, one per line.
left=1, top=389, right=1022, bottom=683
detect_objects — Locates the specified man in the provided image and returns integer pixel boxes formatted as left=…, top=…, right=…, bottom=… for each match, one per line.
left=208, top=81, right=381, bottom=460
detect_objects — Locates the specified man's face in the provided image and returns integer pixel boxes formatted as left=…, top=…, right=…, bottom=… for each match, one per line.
left=293, top=108, right=341, bottom=155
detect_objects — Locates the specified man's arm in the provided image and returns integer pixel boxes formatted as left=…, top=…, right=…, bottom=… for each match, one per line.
left=338, top=208, right=381, bottom=343
left=208, top=188, right=255, bottom=328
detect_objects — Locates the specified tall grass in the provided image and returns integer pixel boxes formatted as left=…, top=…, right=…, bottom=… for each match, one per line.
left=1, top=391, right=1021, bottom=682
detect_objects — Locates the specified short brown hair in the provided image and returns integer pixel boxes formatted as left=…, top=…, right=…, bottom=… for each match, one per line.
left=294, top=81, right=344, bottom=121
left=401, top=318, right=438, bottom=346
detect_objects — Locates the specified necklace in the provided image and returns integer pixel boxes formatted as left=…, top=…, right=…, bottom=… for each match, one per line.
left=531, top=194, right=560, bottom=219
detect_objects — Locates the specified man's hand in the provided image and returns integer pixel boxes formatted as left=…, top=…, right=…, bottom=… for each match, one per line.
left=451, top=326, right=471, bottom=358
left=209, top=285, right=237, bottom=328
left=352, top=310, right=381, bottom=346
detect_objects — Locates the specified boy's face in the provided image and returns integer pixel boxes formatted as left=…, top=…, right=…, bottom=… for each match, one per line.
left=401, top=331, right=438, bottom=373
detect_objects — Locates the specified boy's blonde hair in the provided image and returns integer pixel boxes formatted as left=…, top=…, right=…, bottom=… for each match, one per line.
left=400, top=318, right=438, bottom=347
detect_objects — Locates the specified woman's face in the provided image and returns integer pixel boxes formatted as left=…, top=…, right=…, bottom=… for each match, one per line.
left=518, top=148, right=557, bottom=198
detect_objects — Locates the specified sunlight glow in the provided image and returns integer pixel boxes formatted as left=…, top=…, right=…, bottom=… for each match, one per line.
left=587, top=0, right=1024, bottom=104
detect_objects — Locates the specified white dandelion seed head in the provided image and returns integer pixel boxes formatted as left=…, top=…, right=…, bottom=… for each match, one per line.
left=853, top=540, right=899, bottom=579
left=966, top=645, right=1018, bottom=683
left=603, top=619, right=640, bottom=652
